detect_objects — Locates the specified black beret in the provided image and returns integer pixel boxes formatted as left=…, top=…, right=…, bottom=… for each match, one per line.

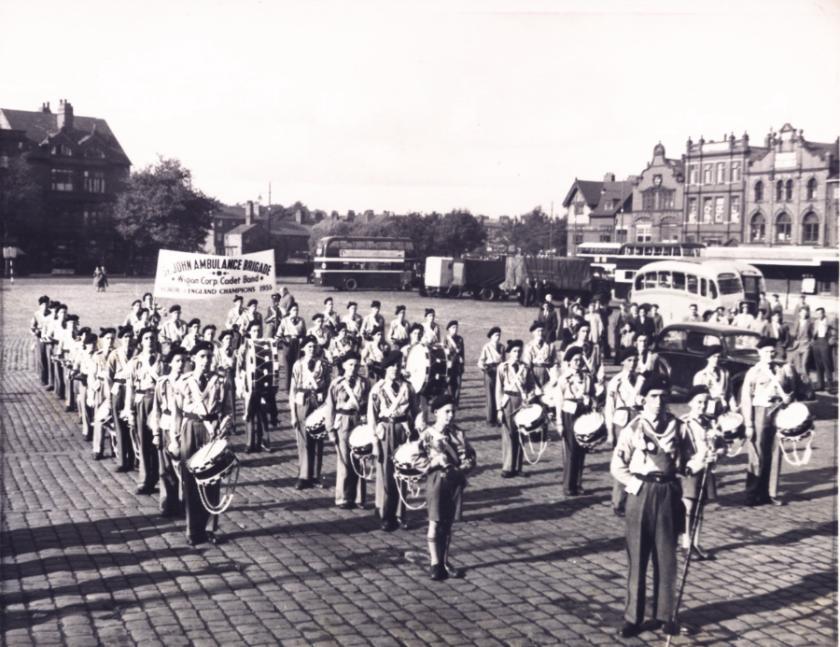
left=78, top=326, right=91, bottom=335
left=233, top=295, right=243, bottom=302
left=620, top=347, right=638, bottom=361
left=137, top=326, right=157, bottom=339
left=82, top=333, right=97, bottom=346
left=99, top=327, right=116, bottom=336
left=312, top=313, right=324, bottom=321
left=323, top=296, right=333, bottom=304
left=395, top=305, right=406, bottom=314
left=446, top=320, right=458, bottom=329
left=424, top=308, right=435, bottom=316
left=247, top=299, right=258, bottom=307
left=187, top=318, right=201, bottom=327
left=487, top=326, right=501, bottom=338
left=64, top=314, right=79, bottom=323
left=165, top=345, right=188, bottom=363
left=190, top=340, right=214, bottom=356
left=529, top=321, right=544, bottom=332
left=506, top=339, right=523, bottom=353
left=382, top=350, right=403, bottom=369
left=218, top=329, right=233, bottom=340
left=347, top=301, right=357, bottom=308
left=272, top=292, right=281, bottom=300
left=686, top=385, right=710, bottom=401
left=169, top=304, right=181, bottom=313
left=409, top=323, right=423, bottom=335
left=639, top=374, right=670, bottom=396
left=564, top=346, right=583, bottom=362
left=38, top=295, right=50, bottom=305
left=300, top=335, right=318, bottom=348
left=757, top=337, right=775, bottom=349
left=339, top=351, right=360, bottom=365
left=202, top=324, right=217, bottom=333
left=370, top=300, right=381, bottom=308
left=117, top=325, right=133, bottom=338
left=431, top=393, right=454, bottom=411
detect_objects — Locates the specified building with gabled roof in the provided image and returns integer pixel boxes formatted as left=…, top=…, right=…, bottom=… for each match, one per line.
left=0, top=100, right=131, bottom=273
left=562, top=173, right=634, bottom=256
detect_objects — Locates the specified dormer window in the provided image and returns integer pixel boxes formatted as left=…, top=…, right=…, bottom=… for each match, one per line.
left=85, top=147, right=106, bottom=159
left=51, top=144, right=73, bottom=157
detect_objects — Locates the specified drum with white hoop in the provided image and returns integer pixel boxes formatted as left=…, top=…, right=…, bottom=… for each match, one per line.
left=186, top=438, right=240, bottom=515
left=393, top=439, right=430, bottom=510
left=573, top=411, right=607, bottom=450
left=716, top=411, right=745, bottom=443
left=611, top=407, right=633, bottom=430
left=348, top=424, right=376, bottom=480
left=243, top=339, right=275, bottom=392
left=774, top=402, right=813, bottom=439
left=513, top=403, right=547, bottom=435
left=405, top=344, right=448, bottom=397
left=305, top=404, right=330, bottom=440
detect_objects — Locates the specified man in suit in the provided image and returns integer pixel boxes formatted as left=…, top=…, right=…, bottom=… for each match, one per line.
left=537, top=301, right=558, bottom=344
left=766, top=311, right=790, bottom=360
left=811, top=307, right=836, bottom=392
left=789, top=309, right=813, bottom=389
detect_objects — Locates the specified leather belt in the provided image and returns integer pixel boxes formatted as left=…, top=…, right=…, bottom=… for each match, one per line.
left=532, top=363, right=551, bottom=367
left=504, top=390, right=520, bottom=395
left=336, top=409, right=358, bottom=414
left=184, top=412, right=216, bottom=422
left=381, top=415, right=408, bottom=423
left=634, top=472, right=676, bottom=483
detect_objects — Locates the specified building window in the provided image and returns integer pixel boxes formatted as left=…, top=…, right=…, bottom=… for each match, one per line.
left=574, top=233, right=584, bottom=245
left=731, top=162, right=742, bottom=183
left=599, top=227, right=612, bottom=242
left=688, top=164, right=699, bottom=184
left=615, top=228, right=628, bottom=243
left=574, top=201, right=584, bottom=215
left=730, top=196, right=741, bottom=223
left=716, top=162, right=726, bottom=184
left=50, top=169, right=74, bottom=191
left=83, top=208, right=105, bottom=226
left=84, top=147, right=106, bottom=160
left=806, top=178, right=817, bottom=201
left=83, top=170, right=106, bottom=193
left=750, top=213, right=766, bottom=242
left=660, top=190, right=675, bottom=210
left=660, top=218, right=679, bottom=242
left=51, top=144, right=73, bottom=157
left=775, top=212, right=792, bottom=243
left=702, top=197, right=713, bottom=223
left=703, top=164, right=713, bottom=184
left=785, top=179, right=793, bottom=202
left=776, top=180, right=784, bottom=202
left=635, top=220, right=652, bottom=243
left=802, top=212, right=819, bottom=244
left=754, top=181, right=763, bottom=202
left=687, top=197, right=698, bottom=223
left=642, top=192, right=655, bottom=210
left=714, top=197, right=725, bottom=223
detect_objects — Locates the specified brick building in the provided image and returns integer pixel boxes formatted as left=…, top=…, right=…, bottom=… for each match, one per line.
left=562, top=173, right=634, bottom=256
left=0, top=100, right=131, bottom=273
left=743, top=123, right=838, bottom=248
left=210, top=201, right=311, bottom=263
left=621, top=142, right=685, bottom=245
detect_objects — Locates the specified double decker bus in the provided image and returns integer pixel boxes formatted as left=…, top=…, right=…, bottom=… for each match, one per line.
left=577, top=241, right=705, bottom=299
left=312, top=236, right=418, bottom=290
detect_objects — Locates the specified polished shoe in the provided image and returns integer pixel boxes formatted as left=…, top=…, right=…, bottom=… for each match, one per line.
left=207, top=532, right=219, bottom=546
left=690, top=546, right=713, bottom=561
left=135, top=486, right=153, bottom=495
left=261, top=443, right=272, bottom=452
left=662, top=621, right=680, bottom=636
left=337, top=502, right=354, bottom=510
left=613, top=507, right=625, bottom=517
left=115, top=465, right=131, bottom=473
left=500, top=471, right=513, bottom=478
left=65, top=406, right=74, bottom=413
left=381, top=519, right=398, bottom=532
left=295, top=479, right=310, bottom=490
left=619, top=622, right=641, bottom=638
left=444, top=562, right=464, bottom=579
left=768, top=497, right=785, bottom=507
left=429, top=564, right=447, bottom=581
left=312, top=478, right=326, bottom=489
left=45, top=386, right=55, bottom=392
left=398, top=518, right=410, bottom=530
left=93, top=452, right=102, bottom=461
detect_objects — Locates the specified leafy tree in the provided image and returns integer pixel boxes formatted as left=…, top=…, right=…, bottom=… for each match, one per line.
left=509, top=206, right=566, bottom=255
left=113, top=158, right=219, bottom=270
left=433, top=210, right=487, bottom=256
left=0, top=155, right=44, bottom=245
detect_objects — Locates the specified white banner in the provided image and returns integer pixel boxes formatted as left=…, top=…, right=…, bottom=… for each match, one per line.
left=153, top=249, right=275, bottom=299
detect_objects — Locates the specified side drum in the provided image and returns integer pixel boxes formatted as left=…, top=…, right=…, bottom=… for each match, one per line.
left=405, top=344, right=448, bottom=397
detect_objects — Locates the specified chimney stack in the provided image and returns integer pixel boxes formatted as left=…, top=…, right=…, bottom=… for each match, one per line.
left=603, top=172, right=615, bottom=183
left=40, top=101, right=52, bottom=113
left=245, top=201, right=255, bottom=225
left=57, top=99, right=74, bottom=130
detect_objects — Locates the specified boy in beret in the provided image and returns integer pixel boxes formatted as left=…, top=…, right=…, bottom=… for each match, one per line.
left=421, top=309, right=441, bottom=346
left=108, top=326, right=135, bottom=472
left=388, top=305, right=411, bottom=349
left=443, top=320, right=465, bottom=406
left=289, top=336, right=329, bottom=489
left=477, top=327, right=505, bottom=425
left=523, top=322, right=555, bottom=387
left=151, top=345, right=188, bottom=517
left=160, top=305, right=187, bottom=346
left=494, top=340, right=540, bottom=478
left=556, top=346, right=599, bottom=496
left=361, top=300, right=385, bottom=341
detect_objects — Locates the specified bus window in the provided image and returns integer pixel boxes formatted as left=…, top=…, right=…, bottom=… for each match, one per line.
left=709, top=281, right=718, bottom=299
left=717, top=273, right=741, bottom=295
left=700, top=278, right=707, bottom=297
left=674, top=247, right=682, bottom=257
left=644, top=247, right=653, bottom=256
left=654, top=246, right=663, bottom=256
left=644, top=272, right=657, bottom=289
left=687, top=275, right=698, bottom=294
left=673, top=272, right=686, bottom=290
left=658, top=271, right=672, bottom=288
left=634, top=274, right=644, bottom=291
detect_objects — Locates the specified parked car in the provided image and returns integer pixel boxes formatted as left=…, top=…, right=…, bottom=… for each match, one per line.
left=652, top=322, right=761, bottom=400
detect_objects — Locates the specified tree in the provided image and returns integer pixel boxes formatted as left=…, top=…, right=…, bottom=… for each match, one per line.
left=433, top=210, right=487, bottom=256
left=0, top=155, right=44, bottom=246
left=509, top=206, right=565, bottom=255
left=113, top=158, right=219, bottom=271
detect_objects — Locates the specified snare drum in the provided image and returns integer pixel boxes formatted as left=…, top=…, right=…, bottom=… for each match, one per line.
left=573, top=411, right=607, bottom=449
left=305, top=404, right=330, bottom=440
left=187, top=438, right=239, bottom=486
left=775, top=402, right=813, bottom=439
left=513, top=403, right=547, bottom=435
left=716, top=411, right=745, bottom=443
left=405, top=344, right=448, bottom=397
left=349, top=424, right=375, bottom=457
left=611, top=407, right=633, bottom=430
left=393, top=439, right=431, bottom=478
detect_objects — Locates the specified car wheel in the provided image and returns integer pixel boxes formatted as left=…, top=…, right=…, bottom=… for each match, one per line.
left=343, top=278, right=358, bottom=291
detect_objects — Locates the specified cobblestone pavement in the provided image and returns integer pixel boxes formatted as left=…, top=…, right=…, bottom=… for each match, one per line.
left=1, top=282, right=837, bottom=646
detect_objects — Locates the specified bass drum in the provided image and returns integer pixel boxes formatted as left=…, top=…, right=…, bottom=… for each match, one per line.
left=405, top=344, right=448, bottom=397
left=246, top=339, right=275, bottom=392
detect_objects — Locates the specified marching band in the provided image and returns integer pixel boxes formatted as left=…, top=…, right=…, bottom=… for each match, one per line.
left=29, top=287, right=816, bottom=635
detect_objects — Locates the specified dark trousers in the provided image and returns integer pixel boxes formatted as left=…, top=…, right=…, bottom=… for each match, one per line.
left=53, top=360, right=65, bottom=400
left=181, top=419, right=219, bottom=543
left=334, top=413, right=366, bottom=506
left=610, top=429, right=627, bottom=512
left=245, top=392, right=269, bottom=450
left=294, top=400, right=324, bottom=480
left=112, top=388, right=135, bottom=470
left=158, top=446, right=181, bottom=516
left=501, top=395, right=524, bottom=473
left=483, top=368, right=498, bottom=424
left=812, top=339, right=834, bottom=390
left=135, top=393, right=159, bottom=490
left=624, top=480, right=682, bottom=625
left=375, top=422, right=409, bottom=523
left=745, top=405, right=782, bottom=503
left=561, top=409, right=586, bottom=495
left=447, top=369, right=463, bottom=407
left=38, top=341, right=49, bottom=385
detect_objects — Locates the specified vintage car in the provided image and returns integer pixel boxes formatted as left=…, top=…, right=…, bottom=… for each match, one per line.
left=652, top=322, right=762, bottom=400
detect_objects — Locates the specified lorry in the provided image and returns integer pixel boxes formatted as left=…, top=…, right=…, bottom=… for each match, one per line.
left=421, top=256, right=507, bottom=299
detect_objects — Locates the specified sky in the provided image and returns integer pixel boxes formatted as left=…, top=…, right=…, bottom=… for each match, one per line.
left=2, top=0, right=839, bottom=216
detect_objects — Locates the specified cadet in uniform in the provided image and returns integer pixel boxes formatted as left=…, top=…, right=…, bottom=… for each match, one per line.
left=181, top=318, right=202, bottom=352
left=343, top=302, right=363, bottom=350
left=692, top=345, right=734, bottom=417
left=214, top=330, right=238, bottom=422
left=90, top=328, right=116, bottom=459
left=238, top=320, right=272, bottom=453
left=368, top=350, right=418, bottom=531
left=31, top=295, right=51, bottom=386
left=420, top=308, right=441, bottom=346
left=360, top=327, right=389, bottom=387
left=160, top=305, right=187, bottom=346
left=327, top=323, right=354, bottom=372
left=124, top=327, right=163, bottom=495
left=265, top=293, right=283, bottom=339
left=442, top=320, right=465, bottom=405
left=310, top=313, right=333, bottom=361
left=523, top=322, right=555, bottom=387
left=388, top=305, right=410, bottom=349
left=605, top=348, right=639, bottom=515
left=361, top=300, right=386, bottom=341
left=556, top=346, right=598, bottom=497
left=740, top=338, right=791, bottom=506
left=322, top=297, right=340, bottom=333
left=495, top=339, right=539, bottom=478
left=477, top=327, right=505, bottom=426
left=289, top=336, right=329, bottom=489
left=151, top=345, right=187, bottom=518
left=277, top=302, right=307, bottom=386
left=421, top=394, right=475, bottom=581
left=108, top=326, right=135, bottom=472
left=324, top=351, right=369, bottom=509
left=610, top=374, right=703, bottom=638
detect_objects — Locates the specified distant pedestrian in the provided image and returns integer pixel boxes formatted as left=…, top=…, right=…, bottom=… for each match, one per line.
left=93, top=266, right=109, bottom=292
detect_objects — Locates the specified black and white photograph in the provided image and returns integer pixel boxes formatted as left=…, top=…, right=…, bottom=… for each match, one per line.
left=1, top=0, right=838, bottom=645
